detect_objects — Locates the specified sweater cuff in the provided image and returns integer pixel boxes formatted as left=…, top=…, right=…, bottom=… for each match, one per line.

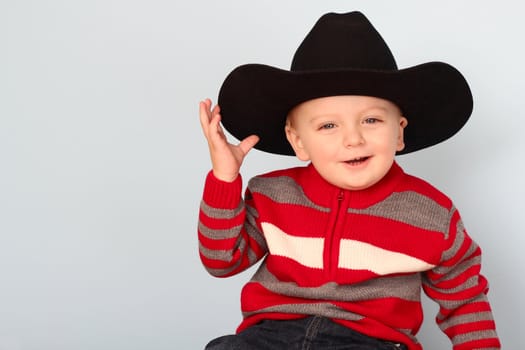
left=202, top=170, right=243, bottom=209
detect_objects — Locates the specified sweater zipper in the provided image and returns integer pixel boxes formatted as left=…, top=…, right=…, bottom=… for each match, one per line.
left=327, top=190, right=345, bottom=278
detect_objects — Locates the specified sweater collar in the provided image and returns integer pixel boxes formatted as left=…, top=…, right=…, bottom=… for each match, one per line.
left=300, top=161, right=405, bottom=208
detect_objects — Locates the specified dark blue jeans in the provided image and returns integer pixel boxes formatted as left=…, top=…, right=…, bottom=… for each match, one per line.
left=205, top=316, right=407, bottom=350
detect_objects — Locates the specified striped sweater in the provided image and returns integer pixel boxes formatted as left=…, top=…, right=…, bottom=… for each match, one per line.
left=198, top=162, right=500, bottom=349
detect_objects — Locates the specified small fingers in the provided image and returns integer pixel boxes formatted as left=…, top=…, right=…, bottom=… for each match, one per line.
left=199, top=99, right=219, bottom=133
left=211, top=103, right=220, bottom=117
left=198, top=100, right=212, bottom=134
left=209, top=104, right=223, bottom=133
left=200, top=99, right=228, bottom=148
left=239, top=135, right=260, bottom=155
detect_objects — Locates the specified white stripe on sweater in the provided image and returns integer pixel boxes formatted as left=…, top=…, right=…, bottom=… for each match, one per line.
left=262, top=222, right=324, bottom=269
left=262, top=222, right=436, bottom=274
left=339, top=239, right=435, bottom=274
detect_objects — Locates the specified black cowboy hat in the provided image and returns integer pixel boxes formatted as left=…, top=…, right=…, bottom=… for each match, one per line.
left=217, top=11, right=473, bottom=155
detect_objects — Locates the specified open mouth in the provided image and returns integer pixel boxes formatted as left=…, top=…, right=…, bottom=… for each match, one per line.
left=345, top=156, right=370, bottom=166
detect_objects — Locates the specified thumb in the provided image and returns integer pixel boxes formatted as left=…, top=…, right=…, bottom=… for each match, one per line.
left=239, top=135, right=260, bottom=155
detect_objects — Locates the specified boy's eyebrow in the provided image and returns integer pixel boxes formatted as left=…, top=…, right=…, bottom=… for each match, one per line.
left=309, top=113, right=340, bottom=120
left=305, top=113, right=342, bottom=125
left=360, top=105, right=398, bottom=114
left=308, top=106, right=395, bottom=121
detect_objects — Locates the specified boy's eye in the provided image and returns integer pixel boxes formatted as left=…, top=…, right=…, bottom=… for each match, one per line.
left=320, top=123, right=336, bottom=130
left=364, top=117, right=380, bottom=124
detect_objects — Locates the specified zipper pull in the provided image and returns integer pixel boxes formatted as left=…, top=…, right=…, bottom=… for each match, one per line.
left=338, top=190, right=344, bottom=201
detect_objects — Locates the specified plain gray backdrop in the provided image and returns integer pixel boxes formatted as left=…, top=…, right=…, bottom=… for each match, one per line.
left=1, top=1, right=523, bottom=349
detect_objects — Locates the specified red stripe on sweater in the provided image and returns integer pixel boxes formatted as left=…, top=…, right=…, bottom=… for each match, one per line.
left=444, top=320, right=497, bottom=337
left=437, top=301, right=494, bottom=321
left=453, top=337, right=501, bottom=350
left=199, top=210, right=245, bottom=230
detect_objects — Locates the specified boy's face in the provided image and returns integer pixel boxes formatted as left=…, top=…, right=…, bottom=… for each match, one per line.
left=285, top=95, right=407, bottom=190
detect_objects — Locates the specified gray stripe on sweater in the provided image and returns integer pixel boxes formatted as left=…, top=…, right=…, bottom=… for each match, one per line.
left=245, top=204, right=268, bottom=252
left=200, top=240, right=260, bottom=277
left=437, top=220, right=480, bottom=275
left=200, top=200, right=244, bottom=220
left=201, top=245, right=243, bottom=276
left=430, top=254, right=482, bottom=284
left=437, top=311, right=495, bottom=330
left=199, top=234, right=247, bottom=262
left=248, top=176, right=330, bottom=212
left=198, top=222, right=243, bottom=240
left=250, top=264, right=422, bottom=302
left=199, top=198, right=266, bottom=250
left=450, top=330, right=500, bottom=348
left=434, top=293, right=490, bottom=314
left=349, top=191, right=451, bottom=233
left=242, top=302, right=364, bottom=321
left=199, top=223, right=265, bottom=261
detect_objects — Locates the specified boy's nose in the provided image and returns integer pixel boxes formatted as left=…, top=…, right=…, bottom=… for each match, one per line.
left=343, top=127, right=365, bottom=147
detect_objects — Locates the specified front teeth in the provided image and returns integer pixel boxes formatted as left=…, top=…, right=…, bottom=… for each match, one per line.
left=346, top=157, right=368, bottom=164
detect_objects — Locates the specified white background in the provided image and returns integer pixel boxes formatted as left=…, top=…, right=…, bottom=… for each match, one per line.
left=1, top=1, right=523, bottom=349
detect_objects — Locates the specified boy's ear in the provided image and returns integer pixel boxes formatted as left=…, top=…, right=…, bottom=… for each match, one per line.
left=285, top=123, right=310, bottom=161
left=396, top=116, right=408, bottom=152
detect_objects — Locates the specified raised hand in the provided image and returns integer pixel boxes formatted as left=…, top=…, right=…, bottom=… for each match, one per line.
left=199, top=99, right=259, bottom=182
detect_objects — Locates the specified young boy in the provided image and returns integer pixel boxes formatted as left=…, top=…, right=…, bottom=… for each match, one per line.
left=198, top=11, right=500, bottom=350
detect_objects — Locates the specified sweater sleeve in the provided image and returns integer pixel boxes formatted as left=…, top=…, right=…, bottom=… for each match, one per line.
left=198, top=171, right=267, bottom=278
left=422, top=207, right=501, bottom=350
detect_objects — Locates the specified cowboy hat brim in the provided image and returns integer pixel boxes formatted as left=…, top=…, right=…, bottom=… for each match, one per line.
left=218, top=61, right=472, bottom=156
